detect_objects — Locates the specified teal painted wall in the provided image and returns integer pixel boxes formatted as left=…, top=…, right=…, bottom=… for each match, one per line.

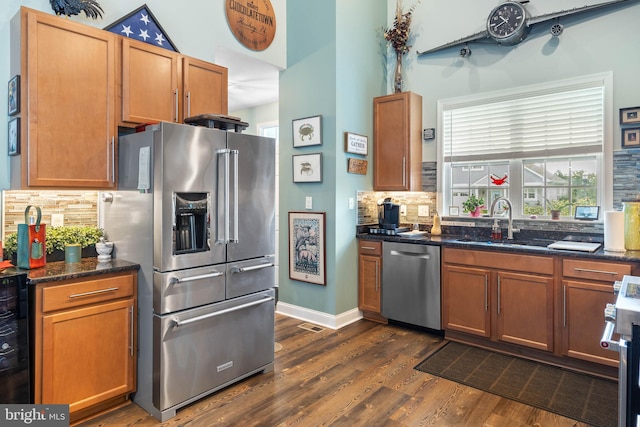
left=278, top=0, right=385, bottom=315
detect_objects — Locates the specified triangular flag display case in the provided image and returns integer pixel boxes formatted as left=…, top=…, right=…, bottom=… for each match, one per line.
left=104, top=4, right=178, bottom=52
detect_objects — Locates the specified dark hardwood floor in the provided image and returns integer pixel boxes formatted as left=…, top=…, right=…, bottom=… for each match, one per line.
left=80, top=314, right=592, bottom=426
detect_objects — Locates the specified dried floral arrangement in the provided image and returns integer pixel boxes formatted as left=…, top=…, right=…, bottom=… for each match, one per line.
left=383, top=0, right=421, bottom=56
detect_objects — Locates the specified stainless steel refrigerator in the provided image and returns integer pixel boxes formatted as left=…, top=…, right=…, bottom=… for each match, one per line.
left=100, top=122, right=276, bottom=421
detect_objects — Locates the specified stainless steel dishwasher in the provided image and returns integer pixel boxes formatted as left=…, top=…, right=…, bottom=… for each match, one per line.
left=382, top=242, right=441, bottom=330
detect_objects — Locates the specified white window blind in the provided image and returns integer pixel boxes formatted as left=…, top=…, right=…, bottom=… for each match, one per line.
left=443, top=83, right=604, bottom=162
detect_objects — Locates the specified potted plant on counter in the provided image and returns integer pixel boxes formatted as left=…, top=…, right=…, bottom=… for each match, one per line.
left=4, top=226, right=104, bottom=264
left=463, top=194, right=485, bottom=217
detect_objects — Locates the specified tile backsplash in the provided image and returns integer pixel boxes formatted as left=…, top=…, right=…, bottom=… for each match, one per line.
left=3, top=191, right=99, bottom=237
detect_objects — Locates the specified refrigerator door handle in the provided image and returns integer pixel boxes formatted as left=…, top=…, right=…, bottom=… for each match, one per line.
left=230, top=149, right=239, bottom=243
left=217, top=149, right=231, bottom=244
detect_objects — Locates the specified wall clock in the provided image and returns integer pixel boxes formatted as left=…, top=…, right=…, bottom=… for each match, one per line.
left=487, top=2, right=528, bottom=45
left=418, top=0, right=638, bottom=57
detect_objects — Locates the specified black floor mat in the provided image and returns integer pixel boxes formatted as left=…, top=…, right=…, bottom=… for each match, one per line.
left=415, top=341, right=618, bottom=427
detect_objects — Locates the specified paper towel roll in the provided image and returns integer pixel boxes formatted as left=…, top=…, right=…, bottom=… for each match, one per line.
left=604, top=211, right=626, bottom=252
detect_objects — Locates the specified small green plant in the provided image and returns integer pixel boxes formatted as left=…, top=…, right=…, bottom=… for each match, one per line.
left=462, top=194, right=485, bottom=213
left=3, top=226, right=104, bottom=259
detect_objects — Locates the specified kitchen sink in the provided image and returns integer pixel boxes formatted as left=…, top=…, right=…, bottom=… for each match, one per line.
left=455, top=237, right=556, bottom=248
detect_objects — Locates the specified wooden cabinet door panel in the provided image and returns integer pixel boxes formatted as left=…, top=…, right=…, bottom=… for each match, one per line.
left=358, top=254, right=381, bottom=313
left=121, top=38, right=179, bottom=124
left=563, top=280, right=618, bottom=367
left=42, top=298, right=134, bottom=412
left=183, top=57, right=228, bottom=118
left=442, top=265, right=490, bottom=337
left=373, top=92, right=422, bottom=191
left=26, top=11, right=116, bottom=187
left=496, top=271, right=554, bottom=352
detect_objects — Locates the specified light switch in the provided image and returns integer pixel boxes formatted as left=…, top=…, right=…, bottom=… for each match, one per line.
left=418, top=205, right=430, bottom=217
left=348, top=197, right=355, bottom=210
left=305, top=197, right=313, bottom=209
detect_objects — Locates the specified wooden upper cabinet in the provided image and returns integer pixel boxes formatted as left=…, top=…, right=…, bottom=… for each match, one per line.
left=119, top=38, right=228, bottom=126
left=23, top=8, right=117, bottom=188
left=183, top=57, right=228, bottom=118
left=373, top=92, right=422, bottom=191
left=120, top=38, right=180, bottom=124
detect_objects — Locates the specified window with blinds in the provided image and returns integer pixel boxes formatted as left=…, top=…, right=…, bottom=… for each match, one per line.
left=440, top=75, right=606, bottom=219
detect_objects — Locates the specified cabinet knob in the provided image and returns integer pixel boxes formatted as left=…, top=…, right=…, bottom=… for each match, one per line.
left=613, top=280, right=622, bottom=295
left=604, top=303, right=616, bottom=322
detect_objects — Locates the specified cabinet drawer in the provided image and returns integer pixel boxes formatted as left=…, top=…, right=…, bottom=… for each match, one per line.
left=359, top=240, right=382, bottom=256
left=42, top=273, right=135, bottom=312
left=444, top=247, right=554, bottom=275
left=562, top=259, right=631, bottom=282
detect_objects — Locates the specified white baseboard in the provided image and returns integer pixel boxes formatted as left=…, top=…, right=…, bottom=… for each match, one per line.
left=275, top=302, right=362, bottom=330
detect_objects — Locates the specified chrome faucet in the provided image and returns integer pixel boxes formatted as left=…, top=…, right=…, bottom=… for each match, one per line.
left=490, top=197, right=514, bottom=240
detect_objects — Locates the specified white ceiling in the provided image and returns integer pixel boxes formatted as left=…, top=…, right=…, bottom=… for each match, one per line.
left=214, top=47, right=281, bottom=113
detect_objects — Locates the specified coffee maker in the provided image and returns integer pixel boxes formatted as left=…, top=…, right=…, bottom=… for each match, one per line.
left=378, top=198, right=400, bottom=229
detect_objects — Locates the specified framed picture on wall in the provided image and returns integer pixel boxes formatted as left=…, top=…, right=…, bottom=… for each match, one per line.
left=7, top=75, right=19, bottom=116
left=8, top=117, right=20, bottom=156
left=292, top=115, right=322, bottom=147
left=622, top=127, right=640, bottom=148
left=288, top=211, right=326, bottom=286
left=620, top=106, right=640, bottom=125
left=292, top=153, right=322, bottom=183
left=344, top=132, right=368, bottom=155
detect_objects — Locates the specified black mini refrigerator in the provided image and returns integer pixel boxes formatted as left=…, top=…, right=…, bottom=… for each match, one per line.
left=0, top=270, right=30, bottom=403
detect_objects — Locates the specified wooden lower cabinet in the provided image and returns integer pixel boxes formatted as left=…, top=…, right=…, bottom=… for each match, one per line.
left=562, top=280, right=618, bottom=367
left=442, top=264, right=490, bottom=337
left=442, top=247, right=633, bottom=377
left=32, top=271, right=137, bottom=424
left=358, top=240, right=386, bottom=323
left=496, top=271, right=554, bottom=352
left=561, top=258, right=631, bottom=368
left=442, top=249, right=554, bottom=352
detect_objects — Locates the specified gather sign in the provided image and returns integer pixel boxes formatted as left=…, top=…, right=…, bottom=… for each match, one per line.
left=225, top=0, right=276, bottom=51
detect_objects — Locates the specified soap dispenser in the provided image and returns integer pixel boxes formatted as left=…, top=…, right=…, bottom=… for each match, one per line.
left=430, top=211, right=442, bottom=236
left=491, top=219, right=502, bottom=240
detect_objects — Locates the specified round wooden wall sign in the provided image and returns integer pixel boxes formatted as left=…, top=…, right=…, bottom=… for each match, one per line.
left=226, top=0, right=276, bottom=51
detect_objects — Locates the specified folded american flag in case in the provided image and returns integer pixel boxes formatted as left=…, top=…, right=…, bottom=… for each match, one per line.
left=104, top=4, right=178, bottom=52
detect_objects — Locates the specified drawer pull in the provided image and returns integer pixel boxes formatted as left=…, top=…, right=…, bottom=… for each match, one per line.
left=231, top=263, right=274, bottom=274
left=172, top=296, right=274, bottom=327
left=68, top=287, right=119, bottom=298
left=573, top=267, right=619, bottom=276
left=361, top=246, right=377, bottom=250
left=169, top=271, right=224, bottom=285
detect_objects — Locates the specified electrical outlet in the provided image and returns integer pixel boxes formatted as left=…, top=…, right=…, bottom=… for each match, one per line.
left=418, top=205, right=430, bottom=217
left=400, top=205, right=407, bottom=216
left=51, top=214, right=64, bottom=227
left=348, top=197, right=355, bottom=210
left=305, top=197, right=313, bottom=209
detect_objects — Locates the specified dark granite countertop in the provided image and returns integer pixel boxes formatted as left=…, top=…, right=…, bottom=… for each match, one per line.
left=19, top=258, right=140, bottom=284
left=357, top=233, right=640, bottom=263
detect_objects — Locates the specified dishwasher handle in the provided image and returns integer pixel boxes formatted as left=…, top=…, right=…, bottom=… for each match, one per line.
left=389, top=249, right=431, bottom=260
